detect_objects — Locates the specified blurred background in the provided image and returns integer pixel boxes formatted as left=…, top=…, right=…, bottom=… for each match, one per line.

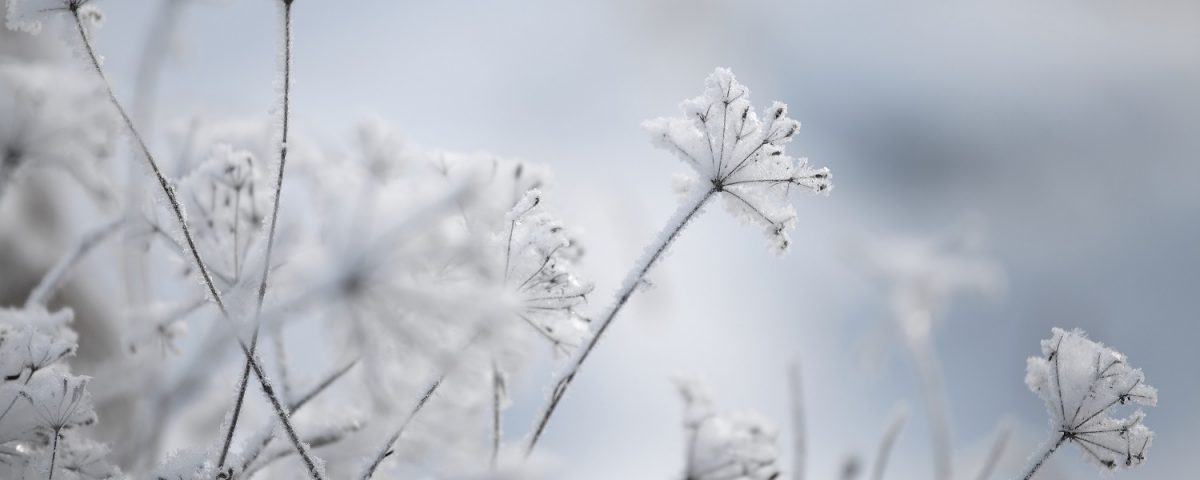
left=5, top=0, right=1199, bottom=478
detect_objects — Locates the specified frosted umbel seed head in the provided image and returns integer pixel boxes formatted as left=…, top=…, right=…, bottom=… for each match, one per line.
left=643, top=68, right=831, bottom=254
left=676, top=377, right=781, bottom=480
left=1025, top=328, right=1156, bottom=471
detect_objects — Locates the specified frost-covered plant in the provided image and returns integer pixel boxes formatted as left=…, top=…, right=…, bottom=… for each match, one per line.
left=527, top=67, right=831, bottom=454
left=676, top=378, right=780, bottom=480
left=0, top=307, right=117, bottom=479
left=1019, top=328, right=1156, bottom=479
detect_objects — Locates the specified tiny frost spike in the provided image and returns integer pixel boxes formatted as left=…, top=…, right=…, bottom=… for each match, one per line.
left=525, top=68, right=831, bottom=454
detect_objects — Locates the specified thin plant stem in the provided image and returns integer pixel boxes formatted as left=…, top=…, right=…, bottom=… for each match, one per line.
left=788, top=362, right=805, bottom=480
left=359, top=377, right=443, bottom=480
left=68, top=8, right=325, bottom=479
left=238, top=358, right=359, bottom=475
left=25, top=217, right=124, bottom=308
left=47, top=428, right=60, bottom=480
left=906, top=333, right=952, bottom=480
left=216, top=0, right=295, bottom=470
left=491, top=360, right=502, bottom=469
left=525, top=186, right=716, bottom=455
left=974, top=420, right=1012, bottom=480
left=1020, top=433, right=1066, bottom=480
left=870, top=407, right=908, bottom=480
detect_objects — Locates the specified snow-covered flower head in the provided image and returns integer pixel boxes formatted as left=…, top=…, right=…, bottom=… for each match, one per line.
left=175, top=144, right=270, bottom=283
left=1025, top=328, right=1156, bottom=471
left=676, top=378, right=780, bottom=480
left=0, top=307, right=76, bottom=380
left=857, top=231, right=1003, bottom=340
left=0, top=61, right=115, bottom=202
left=644, top=68, right=831, bottom=254
left=494, top=189, right=592, bottom=355
left=5, top=0, right=102, bottom=34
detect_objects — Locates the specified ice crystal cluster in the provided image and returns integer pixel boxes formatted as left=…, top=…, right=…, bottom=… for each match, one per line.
left=1025, top=328, right=1156, bottom=472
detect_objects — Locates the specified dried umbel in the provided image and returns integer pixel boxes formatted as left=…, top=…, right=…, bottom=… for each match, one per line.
left=644, top=68, right=831, bottom=254
left=1020, top=328, right=1156, bottom=479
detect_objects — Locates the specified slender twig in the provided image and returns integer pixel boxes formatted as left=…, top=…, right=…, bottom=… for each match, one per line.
left=290, top=359, right=358, bottom=412
left=906, top=333, right=953, bottom=480
left=238, top=358, right=359, bottom=474
left=359, top=377, right=443, bottom=480
left=491, top=360, right=503, bottom=469
left=1020, top=434, right=1066, bottom=480
left=788, top=362, right=805, bottom=480
left=67, top=8, right=325, bottom=479
left=870, top=406, right=908, bottom=480
left=974, top=419, right=1012, bottom=480
left=274, top=323, right=295, bottom=402
left=243, top=421, right=364, bottom=479
left=217, top=0, right=295, bottom=469
left=47, top=428, right=60, bottom=480
left=525, top=186, right=716, bottom=455
left=25, top=217, right=124, bottom=308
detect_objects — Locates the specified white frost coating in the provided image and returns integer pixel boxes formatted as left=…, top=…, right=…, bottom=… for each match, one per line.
left=677, top=377, right=781, bottom=480
left=643, top=68, right=831, bottom=254
left=1022, top=328, right=1155, bottom=475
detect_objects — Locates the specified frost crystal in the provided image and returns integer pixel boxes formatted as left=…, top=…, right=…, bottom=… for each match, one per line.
left=644, top=68, right=831, bottom=254
left=1025, top=328, right=1156, bottom=471
left=676, top=378, right=781, bottom=480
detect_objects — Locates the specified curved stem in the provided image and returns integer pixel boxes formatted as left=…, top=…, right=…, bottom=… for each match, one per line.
left=1020, top=433, right=1066, bottom=480
left=68, top=9, right=325, bottom=480
left=525, top=186, right=716, bottom=455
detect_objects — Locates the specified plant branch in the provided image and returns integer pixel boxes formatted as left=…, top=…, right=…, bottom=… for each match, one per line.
left=525, top=186, right=716, bottom=455
left=67, top=8, right=325, bottom=479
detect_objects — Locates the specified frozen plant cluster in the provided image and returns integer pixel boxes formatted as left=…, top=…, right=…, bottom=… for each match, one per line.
left=0, top=307, right=118, bottom=479
left=0, top=1, right=1163, bottom=480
